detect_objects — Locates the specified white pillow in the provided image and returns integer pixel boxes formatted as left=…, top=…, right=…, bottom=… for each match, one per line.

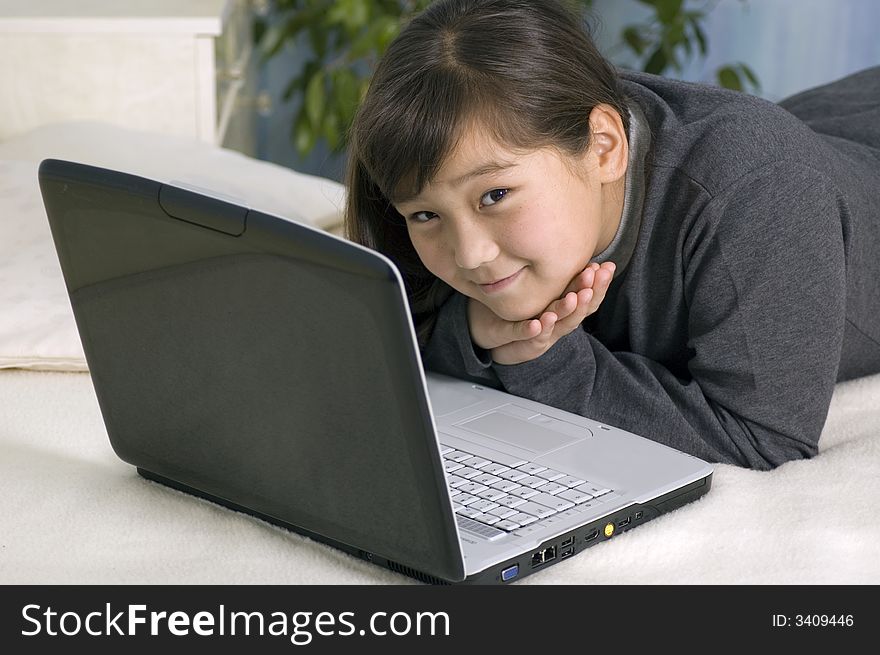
left=0, top=159, right=86, bottom=370
left=0, top=122, right=347, bottom=371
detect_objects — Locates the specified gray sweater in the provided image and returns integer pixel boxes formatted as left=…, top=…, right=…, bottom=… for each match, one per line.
left=422, top=67, right=880, bottom=470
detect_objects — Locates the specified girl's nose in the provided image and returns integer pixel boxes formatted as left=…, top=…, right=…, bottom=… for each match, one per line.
left=451, top=219, right=499, bottom=270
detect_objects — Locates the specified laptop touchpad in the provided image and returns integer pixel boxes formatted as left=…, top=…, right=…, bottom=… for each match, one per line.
left=457, top=410, right=587, bottom=454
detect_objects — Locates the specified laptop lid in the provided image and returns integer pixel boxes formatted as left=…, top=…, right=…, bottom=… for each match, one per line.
left=39, top=159, right=467, bottom=582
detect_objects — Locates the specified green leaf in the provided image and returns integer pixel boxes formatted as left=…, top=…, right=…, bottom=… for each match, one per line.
left=376, top=15, right=403, bottom=53
left=334, top=68, right=360, bottom=127
left=308, top=24, right=329, bottom=59
left=252, top=17, right=267, bottom=47
left=644, top=47, right=668, bottom=75
left=349, top=0, right=369, bottom=30
left=294, top=111, right=316, bottom=156
left=622, top=26, right=648, bottom=56
left=740, top=63, right=761, bottom=90
left=281, top=74, right=304, bottom=102
left=322, top=111, right=341, bottom=151
left=260, top=21, right=290, bottom=59
left=375, top=0, right=401, bottom=13
left=664, top=17, right=686, bottom=47
left=349, top=24, right=382, bottom=60
left=275, top=0, right=302, bottom=10
left=284, top=59, right=318, bottom=101
left=326, top=0, right=350, bottom=26
left=690, top=19, right=708, bottom=56
left=666, top=49, right=682, bottom=73
left=305, top=70, right=326, bottom=129
left=357, top=77, right=372, bottom=104
left=682, top=34, right=692, bottom=59
left=716, top=66, right=743, bottom=91
left=261, top=12, right=315, bottom=60
left=655, top=0, right=684, bottom=25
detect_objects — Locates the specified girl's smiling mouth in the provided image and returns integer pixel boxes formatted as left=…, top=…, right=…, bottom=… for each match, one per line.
left=477, top=267, right=524, bottom=294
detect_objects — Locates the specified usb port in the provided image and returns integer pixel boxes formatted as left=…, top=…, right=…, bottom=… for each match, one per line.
left=617, top=516, right=631, bottom=528
left=560, top=547, right=575, bottom=559
left=560, top=536, right=574, bottom=548
left=585, top=528, right=599, bottom=542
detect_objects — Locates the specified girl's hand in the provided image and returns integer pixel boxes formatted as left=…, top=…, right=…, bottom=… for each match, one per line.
left=468, top=261, right=616, bottom=365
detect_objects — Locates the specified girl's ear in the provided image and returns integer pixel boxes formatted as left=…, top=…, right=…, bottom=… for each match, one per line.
left=587, top=104, right=628, bottom=184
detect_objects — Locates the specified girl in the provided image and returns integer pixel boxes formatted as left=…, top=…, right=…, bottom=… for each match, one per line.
left=344, top=0, right=880, bottom=469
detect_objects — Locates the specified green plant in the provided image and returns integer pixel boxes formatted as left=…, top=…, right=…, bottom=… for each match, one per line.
left=255, top=0, right=759, bottom=157
left=612, top=0, right=759, bottom=91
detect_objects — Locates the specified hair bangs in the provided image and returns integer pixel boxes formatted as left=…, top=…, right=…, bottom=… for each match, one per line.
left=356, top=73, right=477, bottom=207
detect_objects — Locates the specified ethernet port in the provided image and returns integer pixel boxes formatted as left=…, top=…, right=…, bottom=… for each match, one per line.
left=530, top=546, right=557, bottom=567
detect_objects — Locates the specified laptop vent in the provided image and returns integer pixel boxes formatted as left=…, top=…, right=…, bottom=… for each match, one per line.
left=387, top=561, right=450, bottom=586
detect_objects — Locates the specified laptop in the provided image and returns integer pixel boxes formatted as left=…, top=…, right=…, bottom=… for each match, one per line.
left=39, top=158, right=713, bottom=585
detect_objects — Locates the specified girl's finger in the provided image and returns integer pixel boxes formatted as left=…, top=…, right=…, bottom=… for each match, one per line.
left=517, top=318, right=543, bottom=341
left=569, top=266, right=595, bottom=294
left=546, top=287, right=594, bottom=336
left=537, top=311, right=558, bottom=337
left=553, top=289, right=594, bottom=338
left=586, top=264, right=615, bottom=312
left=545, top=291, right=578, bottom=320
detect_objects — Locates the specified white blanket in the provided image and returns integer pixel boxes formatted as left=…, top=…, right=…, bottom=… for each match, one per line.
left=1, top=368, right=878, bottom=584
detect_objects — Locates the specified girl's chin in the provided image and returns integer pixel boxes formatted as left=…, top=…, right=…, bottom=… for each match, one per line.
left=487, top=300, right=552, bottom=324
left=460, top=285, right=557, bottom=323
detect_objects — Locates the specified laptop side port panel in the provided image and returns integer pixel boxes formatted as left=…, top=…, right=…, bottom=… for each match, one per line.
left=479, top=492, right=706, bottom=583
left=489, top=506, right=663, bottom=583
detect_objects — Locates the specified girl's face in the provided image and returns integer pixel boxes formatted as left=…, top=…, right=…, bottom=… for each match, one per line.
left=394, top=105, right=628, bottom=322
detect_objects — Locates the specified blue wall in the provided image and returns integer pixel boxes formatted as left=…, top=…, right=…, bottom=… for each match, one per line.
left=591, top=0, right=880, bottom=101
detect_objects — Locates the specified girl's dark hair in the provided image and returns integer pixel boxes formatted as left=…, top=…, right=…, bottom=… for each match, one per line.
left=344, top=0, right=629, bottom=345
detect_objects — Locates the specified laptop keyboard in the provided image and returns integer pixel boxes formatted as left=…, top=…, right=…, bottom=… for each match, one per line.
left=441, top=445, right=616, bottom=541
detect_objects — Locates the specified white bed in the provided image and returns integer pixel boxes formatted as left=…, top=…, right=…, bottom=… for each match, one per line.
left=1, top=123, right=878, bottom=584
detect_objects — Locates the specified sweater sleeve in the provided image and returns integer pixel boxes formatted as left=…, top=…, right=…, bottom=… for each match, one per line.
left=426, top=163, right=849, bottom=470
left=421, top=291, right=500, bottom=387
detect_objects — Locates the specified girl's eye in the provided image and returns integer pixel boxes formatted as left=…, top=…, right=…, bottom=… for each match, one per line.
left=410, top=210, right=438, bottom=223
left=481, top=188, right=509, bottom=206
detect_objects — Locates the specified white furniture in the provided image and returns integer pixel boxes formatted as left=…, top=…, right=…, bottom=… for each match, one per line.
left=0, top=0, right=259, bottom=155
